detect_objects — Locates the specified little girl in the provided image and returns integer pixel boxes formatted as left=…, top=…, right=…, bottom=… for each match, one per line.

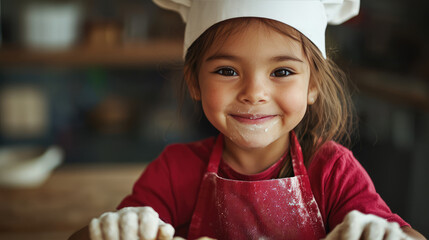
left=70, top=0, right=426, bottom=239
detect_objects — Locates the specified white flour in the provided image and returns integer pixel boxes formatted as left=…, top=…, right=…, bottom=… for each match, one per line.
left=89, top=207, right=175, bottom=240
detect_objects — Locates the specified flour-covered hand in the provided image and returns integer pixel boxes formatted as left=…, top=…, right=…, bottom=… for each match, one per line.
left=89, top=206, right=174, bottom=240
left=324, top=210, right=414, bottom=240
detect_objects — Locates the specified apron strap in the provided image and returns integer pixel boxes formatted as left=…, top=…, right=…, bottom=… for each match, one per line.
left=207, top=134, right=224, bottom=173
left=290, top=131, right=308, bottom=176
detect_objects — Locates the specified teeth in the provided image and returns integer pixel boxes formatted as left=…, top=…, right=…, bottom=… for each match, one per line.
left=249, top=115, right=264, bottom=120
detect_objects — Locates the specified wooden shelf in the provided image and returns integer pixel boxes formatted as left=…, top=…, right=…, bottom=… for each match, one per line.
left=351, top=67, right=429, bottom=112
left=0, top=40, right=183, bottom=67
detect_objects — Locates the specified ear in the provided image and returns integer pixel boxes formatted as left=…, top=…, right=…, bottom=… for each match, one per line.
left=307, top=85, right=318, bottom=105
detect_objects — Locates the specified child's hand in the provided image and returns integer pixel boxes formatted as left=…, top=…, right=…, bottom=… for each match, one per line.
left=89, top=206, right=174, bottom=240
left=324, top=210, right=414, bottom=240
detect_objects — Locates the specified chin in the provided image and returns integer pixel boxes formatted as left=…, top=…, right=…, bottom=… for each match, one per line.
left=226, top=132, right=277, bottom=149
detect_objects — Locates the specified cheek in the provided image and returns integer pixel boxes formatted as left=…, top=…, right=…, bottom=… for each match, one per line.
left=199, top=80, right=228, bottom=119
left=201, top=94, right=220, bottom=117
left=276, top=87, right=309, bottom=115
left=200, top=82, right=219, bottom=107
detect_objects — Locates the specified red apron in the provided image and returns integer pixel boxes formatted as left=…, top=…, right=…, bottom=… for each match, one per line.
left=187, top=132, right=326, bottom=240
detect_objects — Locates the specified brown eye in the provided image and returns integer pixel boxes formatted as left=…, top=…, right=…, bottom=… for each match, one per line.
left=271, top=69, right=293, bottom=77
left=215, top=68, right=237, bottom=76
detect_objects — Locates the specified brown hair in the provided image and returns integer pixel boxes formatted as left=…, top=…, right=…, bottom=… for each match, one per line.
left=183, top=17, right=355, bottom=169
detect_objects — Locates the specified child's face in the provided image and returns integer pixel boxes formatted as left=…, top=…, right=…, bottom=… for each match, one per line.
left=197, top=21, right=317, bottom=150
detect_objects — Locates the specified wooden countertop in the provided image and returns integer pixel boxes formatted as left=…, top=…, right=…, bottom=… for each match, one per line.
left=0, top=164, right=146, bottom=240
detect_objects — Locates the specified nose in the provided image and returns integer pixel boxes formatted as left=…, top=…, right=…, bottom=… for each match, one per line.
left=238, top=75, right=269, bottom=105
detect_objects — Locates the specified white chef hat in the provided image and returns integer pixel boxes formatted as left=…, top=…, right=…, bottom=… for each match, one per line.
left=153, top=0, right=359, bottom=58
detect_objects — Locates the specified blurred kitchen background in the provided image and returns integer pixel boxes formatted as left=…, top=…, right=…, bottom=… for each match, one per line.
left=0, top=0, right=428, bottom=239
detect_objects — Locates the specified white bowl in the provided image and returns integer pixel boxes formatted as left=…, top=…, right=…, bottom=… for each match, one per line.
left=0, top=146, right=63, bottom=188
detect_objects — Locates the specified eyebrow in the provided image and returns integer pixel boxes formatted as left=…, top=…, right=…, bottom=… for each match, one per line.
left=270, top=55, right=304, bottom=63
left=205, top=53, right=304, bottom=63
left=205, top=54, right=239, bottom=62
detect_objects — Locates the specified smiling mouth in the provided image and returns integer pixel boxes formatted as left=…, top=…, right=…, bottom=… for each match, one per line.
left=230, top=114, right=276, bottom=124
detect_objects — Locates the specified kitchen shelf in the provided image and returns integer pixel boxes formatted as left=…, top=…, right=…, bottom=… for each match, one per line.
left=0, top=40, right=183, bottom=67
left=351, top=67, right=429, bottom=112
